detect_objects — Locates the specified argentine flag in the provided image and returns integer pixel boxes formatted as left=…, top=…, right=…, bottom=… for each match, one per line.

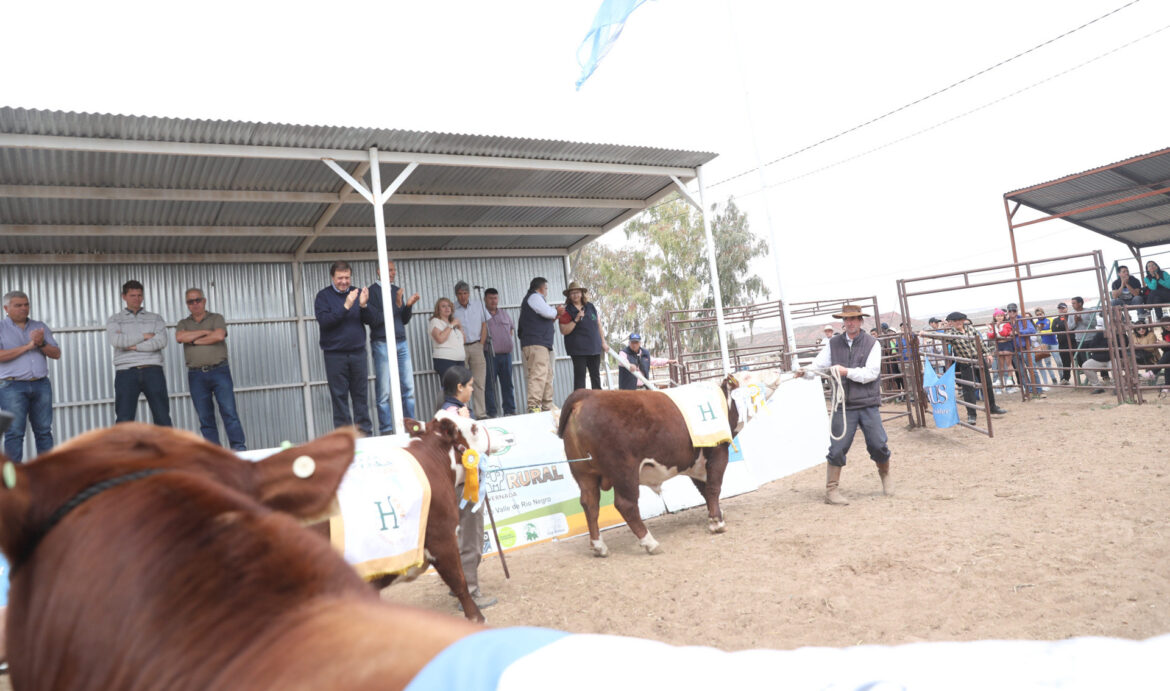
left=576, top=0, right=651, bottom=90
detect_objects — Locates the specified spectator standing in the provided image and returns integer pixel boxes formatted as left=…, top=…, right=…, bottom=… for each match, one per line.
left=987, top=309, right=1016, bottom=394
left=794, top=305, right=892, bottom=504
left=1052, top=302, right=1074, bottom=384
left=1010, top=305, right=1044, bottom=398
left=367, top=260, right=419, bottom=434
left=453, top=281, right=488, bottom=417
left=617, top=333, right=674, bottom=390
left=437, top=365, right=497, bottom=612
left=1143, top=261, right=1170, bottom=320
left=944, top=311, right=1007, bottom=426
left=1067, top=296, right=1091, bottom=371
left=483, top=288, right=516, bottom=418
left=1110, top=265, right=1146, bottom=318
left=0, top=290, right=60, bottom=461
left=175, top=288, right=246, bottom=451
left=518, top=277, right=563, bottom=413
left=107, top=280, right=172, bottom=426
left=817, top=324, right=835, bottom=347
left=559, top=282, right=608, bottom=391
left=313, top=261, right=372, bottom=436
left=1032, top=307, right=1062, bottom=387
left=429, top=298, right=465, bottom=380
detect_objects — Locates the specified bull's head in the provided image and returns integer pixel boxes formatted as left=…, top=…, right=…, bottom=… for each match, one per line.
left=0, top=424, right=358, bottom=573
left=431, top=409, right=501, bottom=457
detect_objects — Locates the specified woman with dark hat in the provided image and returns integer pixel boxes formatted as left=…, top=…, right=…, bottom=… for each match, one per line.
left=559, top=281, right=609, bottom=390
left=794, top=304, right=891, bottom=505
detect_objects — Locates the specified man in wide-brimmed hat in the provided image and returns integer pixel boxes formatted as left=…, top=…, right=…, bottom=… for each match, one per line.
left=795, top=304, right=891, bottom=504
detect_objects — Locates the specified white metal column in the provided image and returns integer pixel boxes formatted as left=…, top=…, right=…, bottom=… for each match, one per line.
left=323, top=150, right=418, bottom=435
left=671, top=167, right=732, bottom=376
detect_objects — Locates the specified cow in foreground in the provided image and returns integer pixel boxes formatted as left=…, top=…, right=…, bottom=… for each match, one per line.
left=0, top=422, right=481, bottom=689
left=558, top=375, right=740, bottom=556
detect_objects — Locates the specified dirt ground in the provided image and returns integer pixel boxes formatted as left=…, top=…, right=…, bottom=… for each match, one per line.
left=382, top=387, right=1170, bottom=650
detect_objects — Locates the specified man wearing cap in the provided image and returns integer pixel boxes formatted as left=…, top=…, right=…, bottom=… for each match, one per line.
left=817, top=324, right=835, bottom=347
left=794, top=304, right=891, bottom=504
left=945, top=311, right=1008, bottom=426
left=1051, top=302, right=1072, bottom=384
left=617, top=333, right=675, bottom=390
left=453, top=281, right=489, bottom=416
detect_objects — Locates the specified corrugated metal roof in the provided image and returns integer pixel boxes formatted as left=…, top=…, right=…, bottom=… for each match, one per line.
left=0, top=107, right=715, bottom=260
left=1005, top=147, right=1170, bottom=250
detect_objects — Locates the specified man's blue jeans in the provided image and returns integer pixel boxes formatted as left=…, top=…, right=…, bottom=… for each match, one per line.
left=484, top=351, right=516, bottom=417
left=114, top=366, right=173, bottom=427
left=0, top=377, right=53, bottom=462
left=371, top=339, right=416, bottom=434
left=188, top=363, right=247, bottom=451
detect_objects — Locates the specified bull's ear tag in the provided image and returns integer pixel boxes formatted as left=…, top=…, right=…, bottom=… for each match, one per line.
left=2, top=461, right=15, bottom=489
left=411, top=423, right=420, bottom=433
left=292, top=455, right=316, bottom=479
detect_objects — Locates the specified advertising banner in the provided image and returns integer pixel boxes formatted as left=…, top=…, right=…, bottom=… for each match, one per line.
left=922, top=358, right=959, bottom=429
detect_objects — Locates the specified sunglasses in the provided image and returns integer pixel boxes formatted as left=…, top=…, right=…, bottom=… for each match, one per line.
left=186, top=298, right=205, bottom=305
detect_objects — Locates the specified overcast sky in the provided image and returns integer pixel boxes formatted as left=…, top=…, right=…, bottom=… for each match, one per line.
left=7, top=0, right=1168, bottom=322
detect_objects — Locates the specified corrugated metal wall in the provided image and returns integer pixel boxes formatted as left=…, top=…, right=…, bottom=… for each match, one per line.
left=1, top=256, right=571, bottom=459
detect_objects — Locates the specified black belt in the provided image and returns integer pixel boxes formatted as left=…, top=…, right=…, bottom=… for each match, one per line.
left=1, top=376, right=45, bottom=382
left=130, top=365, right=161, bottom=370
left=189, top=361, right=227, bottom=373
left=465, top=340, right=480, bottom=345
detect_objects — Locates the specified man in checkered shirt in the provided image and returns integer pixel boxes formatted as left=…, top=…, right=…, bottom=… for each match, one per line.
left=945, top=311, right=1008, bottom=426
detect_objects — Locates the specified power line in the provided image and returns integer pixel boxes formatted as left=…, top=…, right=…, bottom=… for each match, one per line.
left=709, top=0, right=1145, bottom=189
left=736, top=20, right=1170, bottom=197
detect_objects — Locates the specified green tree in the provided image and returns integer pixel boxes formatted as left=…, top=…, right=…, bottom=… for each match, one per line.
left=572, top=194, right=770, bottom=358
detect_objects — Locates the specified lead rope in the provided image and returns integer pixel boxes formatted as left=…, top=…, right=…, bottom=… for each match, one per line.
left=775, top=367, right=848, bottom=441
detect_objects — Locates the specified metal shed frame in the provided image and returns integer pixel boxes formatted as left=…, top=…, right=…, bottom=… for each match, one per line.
left=0, top=108, right=731, bottom=441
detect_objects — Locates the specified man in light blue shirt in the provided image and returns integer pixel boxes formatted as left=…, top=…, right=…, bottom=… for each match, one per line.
left=0, top=290, right=61, bottom=461
left=453, top=280, right=488, bottom=416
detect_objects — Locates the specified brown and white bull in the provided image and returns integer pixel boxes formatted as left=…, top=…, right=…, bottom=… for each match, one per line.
left=557, top=375, right=740, bottom=556
left=328, top=409, right=500, bottom=622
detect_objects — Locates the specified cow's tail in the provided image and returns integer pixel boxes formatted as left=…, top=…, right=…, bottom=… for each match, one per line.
left=557, top=389, right=588, bottom=439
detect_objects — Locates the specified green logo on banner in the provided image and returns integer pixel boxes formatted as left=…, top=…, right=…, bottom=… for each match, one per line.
left=498, top=526, right=517, bottom=548
left=487, top=426, right=516, bottom=456
left=525, top=523, right=539, bottom=541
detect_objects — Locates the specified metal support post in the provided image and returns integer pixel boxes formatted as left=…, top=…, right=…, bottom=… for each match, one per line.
left=291, top=259, right=316, bottom=440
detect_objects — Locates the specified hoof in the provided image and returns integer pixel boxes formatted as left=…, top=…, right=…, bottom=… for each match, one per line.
left=707, top=518, right=727, bottom=534
left=639, top=533, right=663, bottom=555
left=590, top=539, right=609, bottom=558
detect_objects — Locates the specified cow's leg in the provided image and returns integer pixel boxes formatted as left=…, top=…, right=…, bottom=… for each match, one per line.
left=425, top=522, right=484, bottom=623
left=574, top=469, right=607, bottom=557
left=701, top=447, right=729, bottom=534
left=612, top=483, right=661, bottom=555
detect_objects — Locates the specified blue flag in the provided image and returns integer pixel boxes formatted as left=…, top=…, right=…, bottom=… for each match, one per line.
left=922, top=358, right=959, bottom=429
left=576, top=0, right=651, bottom=90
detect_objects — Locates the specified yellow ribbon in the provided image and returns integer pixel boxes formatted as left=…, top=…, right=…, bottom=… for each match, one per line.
left=461, top=448, right=480, bottom=504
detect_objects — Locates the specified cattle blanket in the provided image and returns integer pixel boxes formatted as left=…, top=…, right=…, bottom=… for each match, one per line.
left=404, top=627, right=1170, bottom=690
left=660, top=382, right=732, bottom=447
left=329, top=446, right=431, bottom=579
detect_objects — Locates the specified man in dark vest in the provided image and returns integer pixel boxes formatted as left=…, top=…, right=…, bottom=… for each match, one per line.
left=795, top=304, right=891, bottom=505
left=617, top=333, right=675, bottom=390
left=517, top=277, right=563, bottom=413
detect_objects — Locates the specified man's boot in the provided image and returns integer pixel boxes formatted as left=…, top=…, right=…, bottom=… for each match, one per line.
left=825, top=464, right=849, bottom=505
left=876, top=461, right=893, bottom=496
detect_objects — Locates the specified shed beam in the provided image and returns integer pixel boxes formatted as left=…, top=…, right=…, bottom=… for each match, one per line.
left=567, top=181, right=678, bottom=254
left=0, top=133, right=699, bottom=179
left=0, top=185, right=648, bottom=209
left=0, top=224, right=604, bottom=238
left=298, top=160, right=372, bottom=259
left=0, top=248, right=567, bottom=264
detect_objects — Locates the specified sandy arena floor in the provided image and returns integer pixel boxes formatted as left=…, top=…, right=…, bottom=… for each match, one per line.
left=2, top=389, right=1164, bottom=689
left=382, top=387, right=1170, bottom=649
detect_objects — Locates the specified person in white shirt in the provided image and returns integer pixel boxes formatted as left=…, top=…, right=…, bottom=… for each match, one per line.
left=453, top=281, right=489, bottom=416
left=794, top=304, right=891, bottom=505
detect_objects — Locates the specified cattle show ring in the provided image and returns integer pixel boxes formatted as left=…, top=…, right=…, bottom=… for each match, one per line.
left=0, top=109, right=1168, bottom=688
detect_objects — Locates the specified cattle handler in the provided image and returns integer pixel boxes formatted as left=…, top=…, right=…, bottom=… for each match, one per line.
left=794, top=304, right=891, bottom=505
